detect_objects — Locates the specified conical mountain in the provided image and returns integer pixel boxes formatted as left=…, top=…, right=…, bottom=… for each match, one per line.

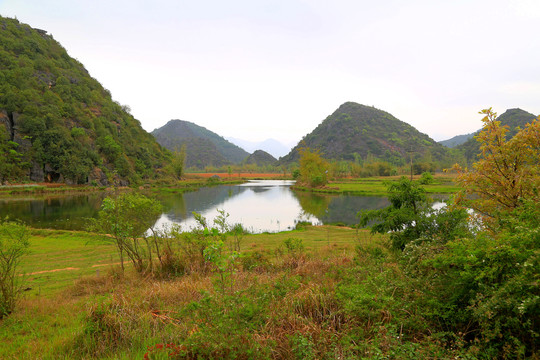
left=0, top=16, right=169, bottom=185
left=456, top=108, right=538, bottom=162
left=280, top=102, right=450, bottom=165
left=243, top=150, right=277, bottom=167
left=152, top=120, right=249, bottom=168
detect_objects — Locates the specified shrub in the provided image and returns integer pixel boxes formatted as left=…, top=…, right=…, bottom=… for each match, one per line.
left=89, top=192, right=162, bottom=274
left=418, top=171, right=434, bottom=185
left=0, top=219, right=30, bottom=317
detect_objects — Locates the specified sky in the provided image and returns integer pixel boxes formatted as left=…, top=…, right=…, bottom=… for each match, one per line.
left=1, top=0, right=539, bottom=145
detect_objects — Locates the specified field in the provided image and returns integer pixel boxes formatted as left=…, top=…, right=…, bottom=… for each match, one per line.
left=295, top=174, right=460, bottom=196
left=0, top=226, right=464, bottom=359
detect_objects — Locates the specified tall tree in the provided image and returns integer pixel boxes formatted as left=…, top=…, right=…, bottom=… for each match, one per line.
left=298, top=148, right=329, bottom=187
left=452, top=108, right=540, bottom=230
left=171, top=145, right=186, bottom=180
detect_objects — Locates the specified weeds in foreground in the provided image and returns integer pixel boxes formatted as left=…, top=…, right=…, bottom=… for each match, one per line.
left=36, top=238, right=468, bottom=360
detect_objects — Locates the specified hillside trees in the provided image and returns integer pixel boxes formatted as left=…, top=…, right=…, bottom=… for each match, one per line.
left=0, top=16, right=170, bottom=184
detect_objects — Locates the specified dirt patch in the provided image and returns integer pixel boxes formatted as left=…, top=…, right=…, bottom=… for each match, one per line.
left=27, top=267, right=80, bottom=275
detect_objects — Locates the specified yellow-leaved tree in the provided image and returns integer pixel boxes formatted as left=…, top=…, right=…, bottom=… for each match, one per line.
left=452, top=108, right=540, bottom=230
left=298, top=148, right=330, bottom=187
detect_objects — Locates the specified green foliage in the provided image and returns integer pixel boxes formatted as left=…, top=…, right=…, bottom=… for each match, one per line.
left=457, top=108, right=538, bottom=164
left=283, top=238, right=305, bottom=254
left=0, top=16, right=170, bottom=184
left=0, top=218, right=30, bottom=317
left=280, top=102, right=454, bottom=169
left=243, top=150, right=277, bottom=167
left=0, top=126, right=29, bottom=183
left=358, top=177, right=471, bottom=250
left=89, top=192, right=162, bottom=273
left=170, top=145, right=186, bottom=180
left=392, top=112, right=540, bottom=358
left=404, top=198, right=539, bottom=358
left=151, top=120, right=249, bottom=168
left=418, top=171, right=435, bottom=184
left=298, top=148, right=329, bottom=187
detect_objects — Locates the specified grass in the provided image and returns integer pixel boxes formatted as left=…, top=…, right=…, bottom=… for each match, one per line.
left=295, top=174, right=460, bottom=196
left=20, top=229, right=118, bottom=296
left=0, top=225, right=470, bottom=359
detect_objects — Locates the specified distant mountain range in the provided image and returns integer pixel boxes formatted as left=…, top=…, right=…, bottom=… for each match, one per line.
left=279, top=102, right=452, bottom=166
left=438, top=133, right=476, bottom=148
left=151, top=120, right=249, bottom=168
left=226, top=137, right=292, bottom=159
left=2, top=16, right=537, bottom=181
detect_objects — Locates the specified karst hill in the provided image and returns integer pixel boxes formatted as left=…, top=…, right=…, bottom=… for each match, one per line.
left=0, top=16, right=169, bottom=185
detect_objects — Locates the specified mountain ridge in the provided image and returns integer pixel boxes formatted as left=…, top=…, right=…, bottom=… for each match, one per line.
left=151, top=119, right=249, bottom=168
left=280, top=102, right=452, bottom=167
left=226, top=137, right=291, bottom=159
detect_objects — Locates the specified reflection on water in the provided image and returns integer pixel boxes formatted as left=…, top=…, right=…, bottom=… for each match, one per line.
left=0, top=193, right=106, bottom=230
left=0, top=180, right=412, bottom=233
left=154, top=180, right=311, bottom=232
left=153, top=180, right=392, bottom=233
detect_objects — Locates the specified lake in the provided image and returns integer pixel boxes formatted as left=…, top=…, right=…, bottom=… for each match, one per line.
left=0, top=180, right=394, bottom=232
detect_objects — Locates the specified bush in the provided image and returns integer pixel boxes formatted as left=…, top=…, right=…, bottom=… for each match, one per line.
left=418, top=171, right=434, bottom=185
left=89, top=193, right=162, bottom=274
left=0, top=219, right=30, bottom=317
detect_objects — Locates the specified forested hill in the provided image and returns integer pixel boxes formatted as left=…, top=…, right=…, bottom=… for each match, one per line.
left=456, top=108, right=538, bottom=163
left=151, top=120, right=249, bottom=168
left=438, top=133, right=475, bottom=148
left=0, top=16, right=170, bottom=185
left=280, top=102, right=451, bottom=166
left=243, top=150, right=277, bottom=166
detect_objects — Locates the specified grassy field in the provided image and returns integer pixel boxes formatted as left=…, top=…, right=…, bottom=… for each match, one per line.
left=0, top=226, right=470, bottom=359
left=20, top=230, right=119, bottom=296
left=295, top=174, right=460, bottom=196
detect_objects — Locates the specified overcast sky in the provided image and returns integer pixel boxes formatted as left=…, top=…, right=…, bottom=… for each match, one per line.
left=1, top=0, right=539, bottom=144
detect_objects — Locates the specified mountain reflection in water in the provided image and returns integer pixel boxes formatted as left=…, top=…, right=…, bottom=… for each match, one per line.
left=154, top=180, right=390, bottom=233
left=0, top=180, right=396, bottom=233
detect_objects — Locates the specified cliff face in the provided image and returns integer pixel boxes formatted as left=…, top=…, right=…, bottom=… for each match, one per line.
left=0, top=16, right=170, bottom=185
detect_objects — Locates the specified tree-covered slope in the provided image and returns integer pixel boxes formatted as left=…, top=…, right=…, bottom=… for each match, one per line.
left=280, top=102, right=451, bottom=166
left=0, top=16, right=170, bottom=185
left=151, top=120, right=249, bottom=168
left=456, top=108, right=538, bottom=163
left=243, top=150, right=277, bottom=166
left=438, top=133, right=475, bottom=148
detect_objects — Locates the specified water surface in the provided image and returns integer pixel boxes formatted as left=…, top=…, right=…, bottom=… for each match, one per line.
left=0, top=180, right=394, bottom=232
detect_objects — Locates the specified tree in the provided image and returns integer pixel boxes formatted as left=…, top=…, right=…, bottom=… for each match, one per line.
left=89, top=193, right=162, bottom=274
left=0, top=219, right=30, bottom=318
left=358, top=177, right=470, bottom=250
left=298, top=148, right=329, bottom=187
left=171, top=145, right=186, bottom=180
left=452, top=108, right=540, bottom=230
